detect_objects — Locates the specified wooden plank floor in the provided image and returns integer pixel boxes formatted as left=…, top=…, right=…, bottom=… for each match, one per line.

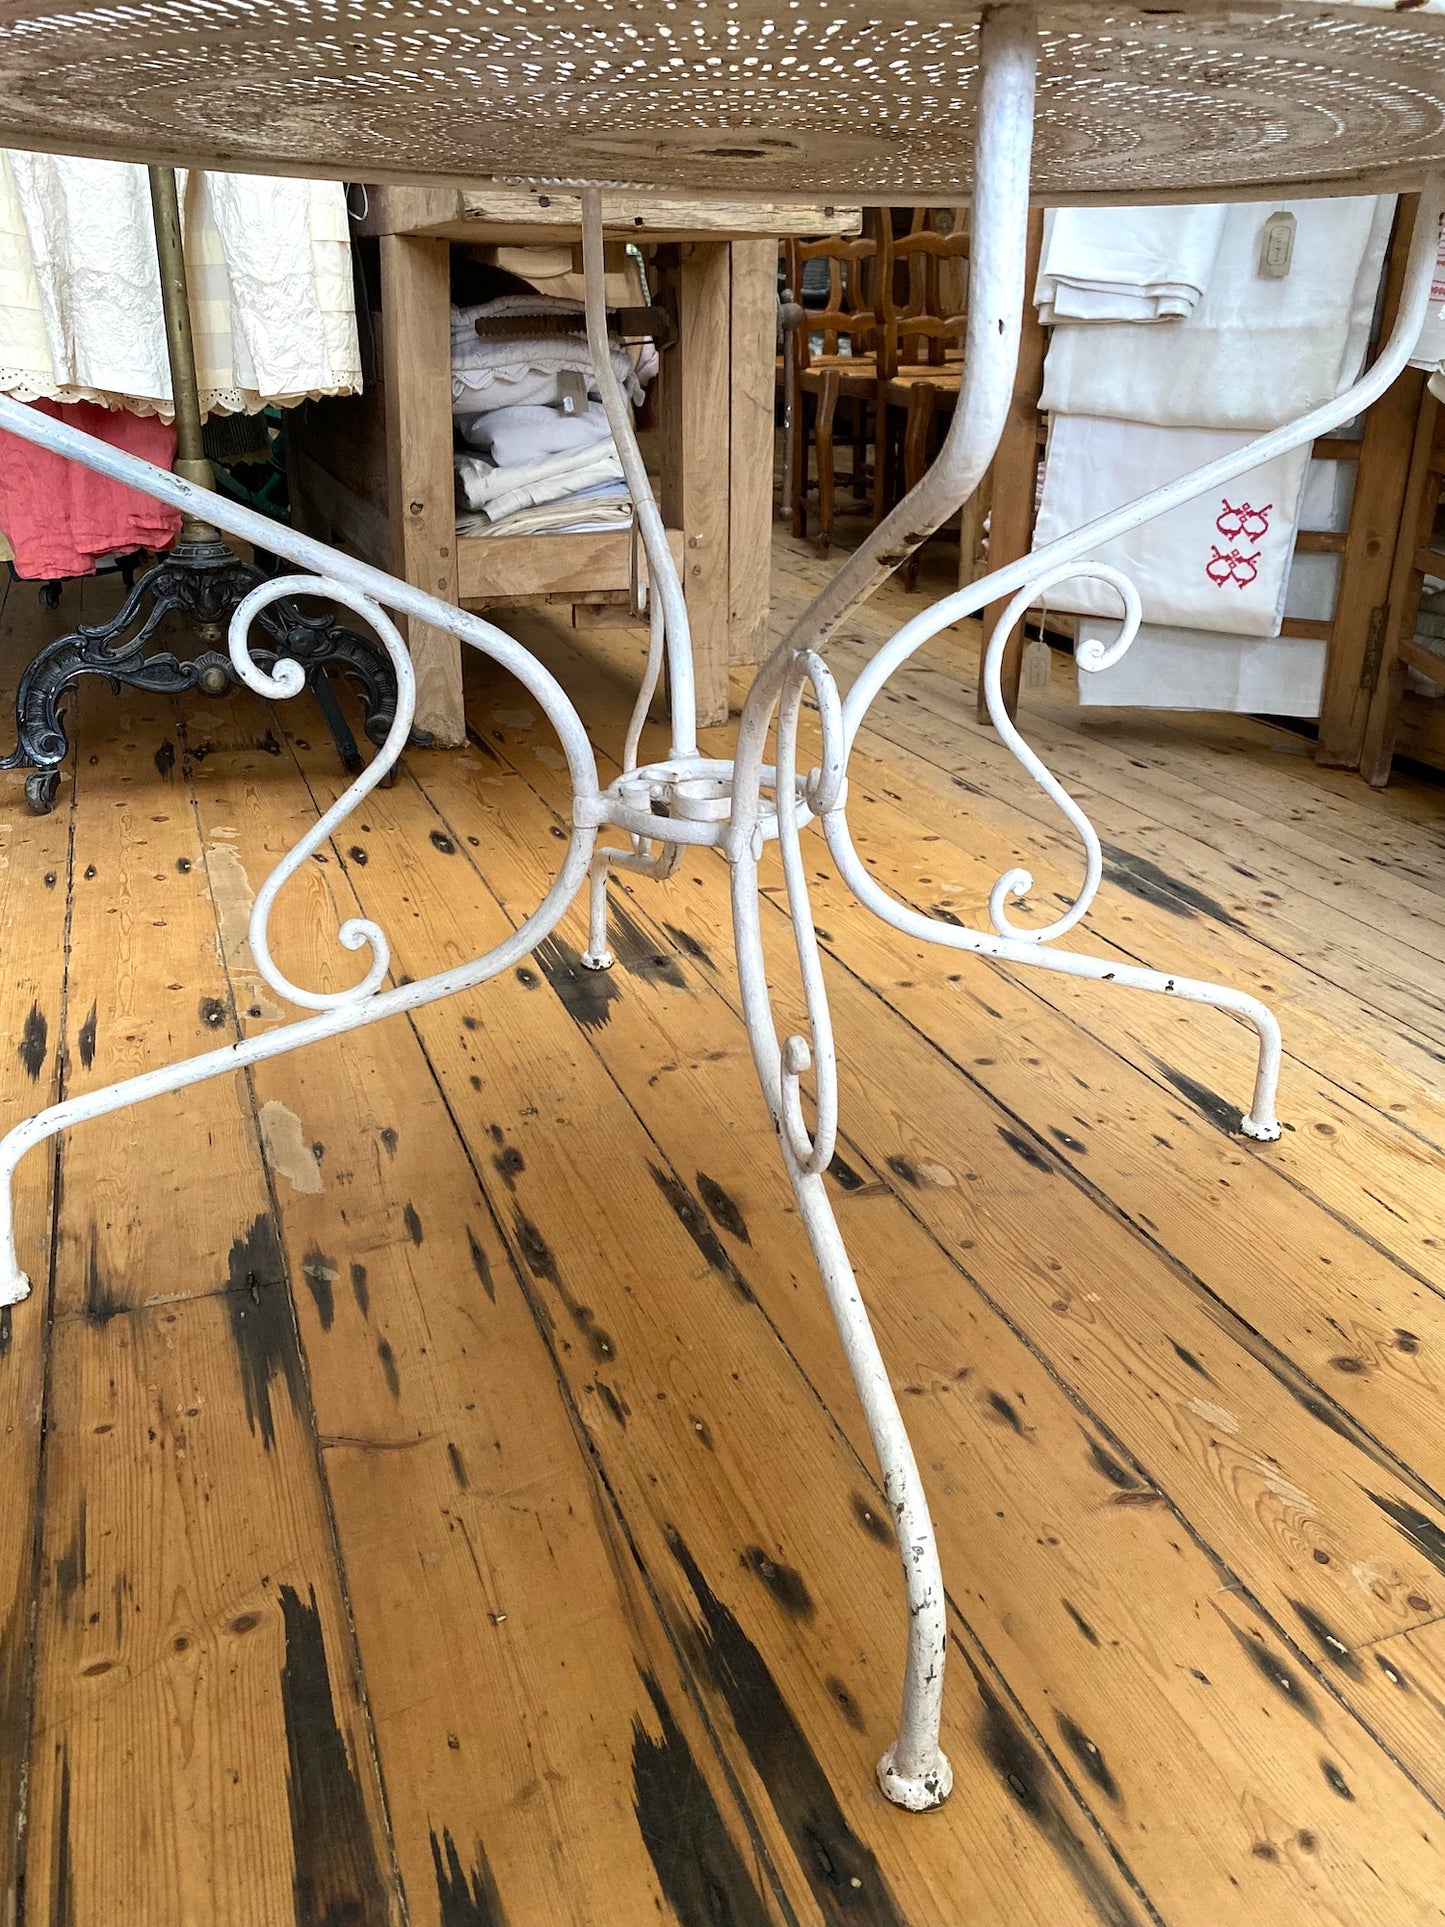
left=0, top=524, right=1442, bottom=1925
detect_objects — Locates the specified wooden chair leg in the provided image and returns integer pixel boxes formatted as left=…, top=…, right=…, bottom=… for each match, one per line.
left=958, top=463, right=993, bottom=588
left=1359, top=384, right=1441, bottom=786
left=872, top=380, right=893, bottom=525
left=790, top=389, right=810, bottom=538
left=901, top=386, right=937, bottom=590
left=1361, top=659, right=1409, bottom=786
left=815, top=369, right=840, bottom=556
left=851, top=396, right=869, bottom=502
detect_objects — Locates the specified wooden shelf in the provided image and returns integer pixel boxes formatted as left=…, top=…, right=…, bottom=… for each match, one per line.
left=457, top=527, right=684, bottom=606
left=356, top=185, right=860, bottom=245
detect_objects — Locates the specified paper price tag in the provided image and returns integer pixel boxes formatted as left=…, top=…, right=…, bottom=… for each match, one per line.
left=1258, top=210, right=1297, bottom=279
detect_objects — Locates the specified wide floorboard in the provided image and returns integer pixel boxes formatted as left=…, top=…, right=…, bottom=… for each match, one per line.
left=0, top=528, right=1442, bottom=1925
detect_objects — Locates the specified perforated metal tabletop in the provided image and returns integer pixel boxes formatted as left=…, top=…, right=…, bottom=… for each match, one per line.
left=0, top=1, right=1441, bottom=201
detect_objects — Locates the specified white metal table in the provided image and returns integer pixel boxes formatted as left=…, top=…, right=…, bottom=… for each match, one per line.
left=0, top=0, right=1440, bottom=1816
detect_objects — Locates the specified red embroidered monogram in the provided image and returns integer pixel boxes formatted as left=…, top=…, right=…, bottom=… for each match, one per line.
left=1215, top=498, right=1273, bottom=541
left=1206, top=545, right=1261, bottom=589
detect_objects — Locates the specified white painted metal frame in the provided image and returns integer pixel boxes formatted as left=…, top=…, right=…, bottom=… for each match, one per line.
left=0, top=0, right=1439, bottom=1813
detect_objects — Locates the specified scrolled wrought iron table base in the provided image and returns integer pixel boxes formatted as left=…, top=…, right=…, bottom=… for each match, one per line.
left=0, top=530, right=399, bottom=814
left=0, top=4, right=1435, bottom=1813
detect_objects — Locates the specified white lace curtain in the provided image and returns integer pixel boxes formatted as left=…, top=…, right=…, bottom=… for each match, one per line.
left=0, top=153, right=361, bottom=418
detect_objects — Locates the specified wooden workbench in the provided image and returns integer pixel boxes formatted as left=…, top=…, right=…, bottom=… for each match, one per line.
left=288, top=187, right=858, bottom=741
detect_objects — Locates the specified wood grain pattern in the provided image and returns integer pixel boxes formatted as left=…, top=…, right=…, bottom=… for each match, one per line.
left=2, top=517, right=1445, bottom=1923
left=356, top=185, right=862, bottom=241
left=0, top=580, right=74, bottom=1920
left=20, top=670, right=398, bottom=1926
left=660, top=239, right=734, bottom=726
left=452, top=615, right=1445, bottom=1914
left=285, top=696, right=1153, bottom=1925
left=728, top=239, right=781, bottom=666
left=1316, top=196, right=1424, bottom=771
left=458, top=527, right=685, bottom=604
left=178, top=705, right=798, bottom=1926
left=381, top=232, right=466, bottom=746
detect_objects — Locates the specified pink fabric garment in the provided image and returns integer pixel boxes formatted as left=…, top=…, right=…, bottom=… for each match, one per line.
left=0, top=400, right=180, bottom=578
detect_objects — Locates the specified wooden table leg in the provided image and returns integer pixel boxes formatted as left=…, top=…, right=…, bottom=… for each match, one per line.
left=381, top=233, right=465, bottom=747
left=661, top=239, right=732, bottom=727
left=727, top=238, right=778, bottom=670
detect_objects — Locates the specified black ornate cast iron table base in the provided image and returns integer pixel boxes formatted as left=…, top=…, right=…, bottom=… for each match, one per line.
left=0, top=535, right=399, bottom=813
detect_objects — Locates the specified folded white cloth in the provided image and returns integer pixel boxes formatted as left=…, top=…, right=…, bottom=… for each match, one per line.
left=1033, top=414, right=1312, bottom=636
left=0, top=152, right=359, bottom=416
left=1075, top=618, right=1326, bottom=715
left=457, top=399, right=613, bottom=466
left=451, top=295, right=643, bottom=417
left=454, top=440, right=625, bottom=520
left=1042, top=196, right=1395, bottom=432
left=459, top=493, right=633, bottom=539
left=1036, top=205, right=1226, bottom=324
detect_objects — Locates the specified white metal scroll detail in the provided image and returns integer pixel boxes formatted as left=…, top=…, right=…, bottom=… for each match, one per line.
left=0, top=0, right=1439, bottom=1819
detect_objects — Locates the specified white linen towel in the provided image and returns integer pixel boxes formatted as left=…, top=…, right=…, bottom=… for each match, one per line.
left=1074, top=619, right=1327, bottom=715
left=1041, top=196, right=1394, bottom=432
left=1032, top=414, right=1311, bottom=636
left=1410, top=212, right=1445, bottom=386
left=0, top=152, right=359, bottom=416
left=457, top=399, right=613, bottom=465
left=454, top=441, right=625, bottom=520
left=1035, top=205, right=1226, bottom=324
left=1065, top=456, right=1351, bottom=714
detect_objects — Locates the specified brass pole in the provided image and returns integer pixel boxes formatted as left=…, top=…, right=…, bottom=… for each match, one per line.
left=147, top=164, right=218, bottom=541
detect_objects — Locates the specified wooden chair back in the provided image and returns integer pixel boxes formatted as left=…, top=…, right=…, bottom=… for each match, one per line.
left=784, top=233, right=880, bottom=367
left=881, top=208, right=969, bottom=368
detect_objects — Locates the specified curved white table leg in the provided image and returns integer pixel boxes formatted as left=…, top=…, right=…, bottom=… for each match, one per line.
left=0, top=6, right=1434, bottom=1821
left=0, top=501, right=607, bottom=1305
left=729, top=824, right=952, bottom=1812
left=712, top=3, right=1039, bottom=1809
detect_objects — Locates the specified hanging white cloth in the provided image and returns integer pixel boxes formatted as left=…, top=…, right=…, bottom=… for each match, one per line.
left=0, top=150, right=360, bottom=417
left=1069, top=466, right=1353, bottom=716
left=1074, top=619, right=1328, bottom=715
left=1035, top=204, right=1226, bottom=324
left=185, top=170, right=360, bottom=412
left=1409, top=209, right=1445, bottom=401
left=1041, top=196, right=1395, bottom=432
left=1033, top=414, right=1312, bottom=636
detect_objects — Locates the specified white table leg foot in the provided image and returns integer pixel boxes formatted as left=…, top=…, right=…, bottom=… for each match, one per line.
left=878, top=1744, right=954, bottom=1813
left=582, top=848, right=616, bottom=969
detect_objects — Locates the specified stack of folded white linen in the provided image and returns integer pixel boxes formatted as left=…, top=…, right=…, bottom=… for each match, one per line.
left=452, top=295, right=647, bottom=537
left=1031, top=197, right=1396, bottom=714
